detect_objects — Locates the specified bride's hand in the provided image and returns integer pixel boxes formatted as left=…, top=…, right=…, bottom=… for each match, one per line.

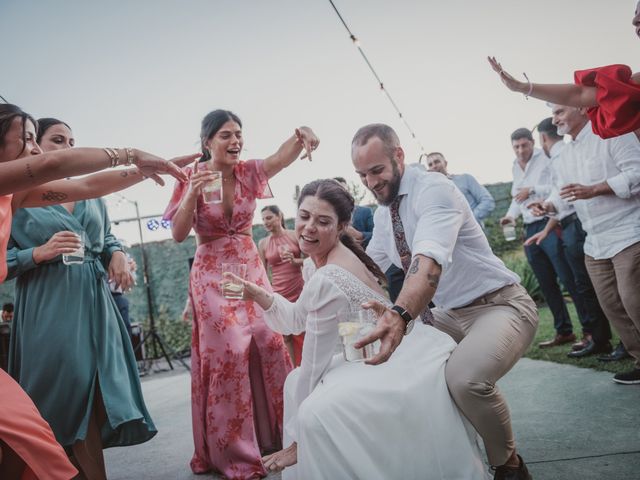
left=262, top=442, right=298, bottom=472
left=220, top=272, right=274, bottom=308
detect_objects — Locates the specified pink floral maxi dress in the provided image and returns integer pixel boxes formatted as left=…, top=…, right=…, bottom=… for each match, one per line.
left=164, top=160, right=292, bottom=479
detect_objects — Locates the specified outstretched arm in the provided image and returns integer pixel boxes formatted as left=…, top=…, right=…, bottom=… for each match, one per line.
left=11, top=152, right=200, bottom=210
left=0, top=148, right=191, bottom=197
left=488, top=56, right=598, bottom=107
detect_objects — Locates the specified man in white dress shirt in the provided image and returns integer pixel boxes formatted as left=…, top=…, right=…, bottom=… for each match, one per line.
left=351, top=123, right=537, bottom=480
left=525, top=117, right=613, bottom=359
left=500, top=128, right=582, bottom=349
left=535, top=105, right=640, bottom=384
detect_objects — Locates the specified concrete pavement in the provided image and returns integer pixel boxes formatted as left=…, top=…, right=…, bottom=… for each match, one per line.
left=105, top=358, right=640, bottom=479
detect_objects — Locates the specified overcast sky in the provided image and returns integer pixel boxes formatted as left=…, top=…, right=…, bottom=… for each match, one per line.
left=2, top=0, right=636, bottom=244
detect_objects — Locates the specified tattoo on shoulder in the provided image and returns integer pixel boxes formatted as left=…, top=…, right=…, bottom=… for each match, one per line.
left=427, top=273, right=440, bottom=289
left=408, top=257, right=419, bottom=275
left=41, top=191, right=68, bottom=202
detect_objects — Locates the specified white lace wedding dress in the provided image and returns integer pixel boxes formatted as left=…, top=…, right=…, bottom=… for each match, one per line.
left=264, top=264, right=489, bottom=480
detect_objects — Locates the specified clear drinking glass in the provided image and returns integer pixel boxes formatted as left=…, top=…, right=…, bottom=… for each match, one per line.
left=221, top=263, right=247, bottom=299
left=502, top=223, right=517, bottom=242
left=200, top=159, right=222, bottom=204
left=62, top=232, right=85, bottom=265
left=278, top=244, right=291, bottom=261
left=337, top=308, right=381, bottom=362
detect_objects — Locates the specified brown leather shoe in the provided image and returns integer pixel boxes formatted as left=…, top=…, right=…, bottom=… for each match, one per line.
left=572, top=333, right=592, bottom=351
left=492, top=454, right=532, bottom=480
left=538, top=332, right=576, bottom=348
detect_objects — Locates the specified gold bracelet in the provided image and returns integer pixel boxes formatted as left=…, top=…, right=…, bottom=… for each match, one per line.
left=125, top=147, right=134, bottom=166
left=103, top=148, right=118, bottom=168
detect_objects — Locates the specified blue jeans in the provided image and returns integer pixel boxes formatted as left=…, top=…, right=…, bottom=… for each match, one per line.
left=561, top=215, right=612, bottom=345
left=524, top=219, right=576, bottom=335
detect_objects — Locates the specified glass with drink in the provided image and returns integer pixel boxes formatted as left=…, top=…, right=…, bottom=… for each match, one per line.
left=200, top=159, right=223, bottom=204
left=221, top=263, right=247, bottom=299
left=62, top=232, right=85, bottom=265
left=337, top=308, right=381, bottom=362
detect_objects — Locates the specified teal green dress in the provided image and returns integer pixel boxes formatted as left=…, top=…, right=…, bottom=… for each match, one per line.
left=6, top=199, right=156, bottom=448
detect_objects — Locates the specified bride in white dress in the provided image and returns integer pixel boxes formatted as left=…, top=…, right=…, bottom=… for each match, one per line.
left=239, top=179, right=489, bottom=479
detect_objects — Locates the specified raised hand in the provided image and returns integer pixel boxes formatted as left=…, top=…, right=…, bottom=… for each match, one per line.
left=32, top=231, right=83, bottom=264
left=487, top=56, right=528, bottom=94
left=295, top=127, right=320, bottom=161
left=133, top=150, right=201, bottom=183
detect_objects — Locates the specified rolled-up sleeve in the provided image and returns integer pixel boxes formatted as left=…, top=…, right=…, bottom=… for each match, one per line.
left=606, top=133, right=640, bottom=198
left=410, top=183, right=464, bottom=272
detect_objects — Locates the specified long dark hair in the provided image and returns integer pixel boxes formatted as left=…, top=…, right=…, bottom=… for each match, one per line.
left=298, top=179, right=386, bottom=286
left=199, top=109, right=242, bottom=162
left=36, top=117, right=71, bottom=143
left=262, top=205, right=286, bottom=228
left=0, top=104, right=38, bottom=158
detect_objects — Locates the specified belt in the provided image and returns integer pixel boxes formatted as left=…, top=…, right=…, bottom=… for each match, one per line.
left=198, top=229, right=252, bottom=244
left=457, top=284, right=517, bottom=309
left=560, top=213, right=578, bottom=229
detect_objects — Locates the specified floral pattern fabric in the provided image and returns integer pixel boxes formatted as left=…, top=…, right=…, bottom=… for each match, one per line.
left=165, top=160, right=292, bottom=479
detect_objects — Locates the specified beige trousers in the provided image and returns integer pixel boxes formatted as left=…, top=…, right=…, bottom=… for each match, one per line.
left=585, top=241, right=640, bottom=369
left=432, top=283, right=538, bottom=466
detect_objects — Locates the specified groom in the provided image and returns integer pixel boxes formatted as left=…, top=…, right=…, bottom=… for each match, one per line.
left=352, top=123, right=537, bottom=480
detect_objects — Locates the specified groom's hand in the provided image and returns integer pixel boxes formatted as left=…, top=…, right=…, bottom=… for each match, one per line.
left=356, top=300, right=405, bottom=365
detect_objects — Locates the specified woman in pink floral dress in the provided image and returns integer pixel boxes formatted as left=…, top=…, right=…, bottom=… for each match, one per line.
left=164, top=109, right=319, bottom=479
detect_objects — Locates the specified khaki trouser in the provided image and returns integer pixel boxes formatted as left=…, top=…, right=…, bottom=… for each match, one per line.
left=585, top=241, right=640, bottom=369
left=432, top=283, right=538, bottom=466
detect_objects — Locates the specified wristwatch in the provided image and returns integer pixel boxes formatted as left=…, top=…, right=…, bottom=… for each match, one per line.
left=391, top=305, right=415, bottom=335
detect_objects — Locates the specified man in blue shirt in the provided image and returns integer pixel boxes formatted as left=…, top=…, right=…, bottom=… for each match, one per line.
left=423, top=152, right=495, bottom=227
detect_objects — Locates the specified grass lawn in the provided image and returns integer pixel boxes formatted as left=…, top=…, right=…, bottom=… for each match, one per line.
left=527, top=302, right=635, bottom=374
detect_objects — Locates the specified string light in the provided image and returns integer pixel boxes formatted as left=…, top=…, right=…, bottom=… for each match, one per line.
left=327, top=0, right=426, bottom=156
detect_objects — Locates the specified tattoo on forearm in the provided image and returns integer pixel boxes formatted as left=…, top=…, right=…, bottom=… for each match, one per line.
left=120, top=170, right=139, bottom=178
left=41, top=191, right=68, bottom=202
left=26, top=163, right=35, bottom=181
left=427, top=273, right=440, bottom=289
left=408, top=257, right=419, bottom=275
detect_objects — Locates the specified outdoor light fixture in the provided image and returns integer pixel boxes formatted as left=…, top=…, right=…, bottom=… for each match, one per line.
left=146, top=219, right=160, bottom=231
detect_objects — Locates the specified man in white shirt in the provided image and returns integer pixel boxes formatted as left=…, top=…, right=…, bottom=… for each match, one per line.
left=351, top=123, right=537, bottom=480
left=535, top=105, right=640, bottom=384
left=500, top=128, right=581, bottom=349
left=526, top=118, right=613, bottom=358
left=423, top=151, right=496, bottom=227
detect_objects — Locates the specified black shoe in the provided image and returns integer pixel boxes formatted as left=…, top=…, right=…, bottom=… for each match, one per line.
left=492, top=454, right=532, bottom=480
left=567, top=340, right=612, bottom=358
left=598, top=342, right=631, bottom=362
left=613, top=369, right=640, bottom=385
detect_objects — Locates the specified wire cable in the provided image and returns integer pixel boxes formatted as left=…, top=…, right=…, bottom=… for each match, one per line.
left=327, top=0, right=426, bottom=155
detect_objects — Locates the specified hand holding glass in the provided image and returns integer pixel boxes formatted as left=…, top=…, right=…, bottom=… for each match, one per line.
left=337, top=308, right=381, bottom=362
left=63, top=232, right=85, bottom=265
left=502, top=223, right=516, bottom=242
left=221, top=263, right=247, bottom=299
left=200, top=159, right=222, bottom=204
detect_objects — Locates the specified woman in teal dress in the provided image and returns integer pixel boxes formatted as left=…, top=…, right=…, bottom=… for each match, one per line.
left=7, top=118, right=157, bottom=479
